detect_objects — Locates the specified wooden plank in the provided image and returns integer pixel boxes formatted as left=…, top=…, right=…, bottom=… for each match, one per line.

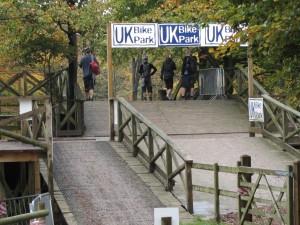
left=133, top=129, right=148, bottom=147
left=0, top=128, right=47, bottom=149
left=240, top=181, right=286, bottom=193
left=185, top=160, right=193, bottom=214
left=287, top=165, right=293, bottom=225
left=165, top=144, right=172, bottom=191
left=214, top=163, right=220, bottom=222
left=294, top=161, right=300, bottom=225
left=264, top=102, right=284, bottom=136
left=34, top=160, right=41, bottom=194
left=59, top=103, right=77, bottom=129
left=0, top=107, right=45, bottom=127
left=0, top=152, right=39, bottom=162
left=109, top=98, right=115, bottom=141
left=148, top=128, right=154, bottom=172
left=168, top=164, right=185, bottom=180
left=262, top=94, right=300, bottom=118
left=117, top=101, right=124, bottom=142
left=240, top=174, right=262, bottom=224
left=193, top=162, right=290, bottom=177
left=45, top=100, right=54, bottom=198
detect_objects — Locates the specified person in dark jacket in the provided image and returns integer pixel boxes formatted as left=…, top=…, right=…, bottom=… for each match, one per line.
left=161, top=54, right=176, bottom=100
left=79, top=47, right=99, bottom=101
left=179, top=49, right=193, bottom=99
left=139, top=56, right=157, bottom=101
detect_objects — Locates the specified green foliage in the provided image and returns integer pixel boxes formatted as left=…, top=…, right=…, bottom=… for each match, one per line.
left=0, top=0, right=300, bottom=105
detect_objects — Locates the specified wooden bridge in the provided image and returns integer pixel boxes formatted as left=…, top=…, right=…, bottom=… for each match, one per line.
left=0, top=67, right=300, bottom=225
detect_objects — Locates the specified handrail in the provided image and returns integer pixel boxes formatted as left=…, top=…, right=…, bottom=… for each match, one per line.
left=262, top=94, right=300, bottom=118
left=233, top=65, right=300, bottom=156
left=0, top=209, right=49, bottom=225
left=236, top=64, right=269, bottom=95
left=117, top=97, right=188, bottom=160
left=115, top=97, right=194, bottom=213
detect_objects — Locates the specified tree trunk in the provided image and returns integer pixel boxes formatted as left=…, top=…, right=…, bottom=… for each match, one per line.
left=67, top=32, right=78, bottom=105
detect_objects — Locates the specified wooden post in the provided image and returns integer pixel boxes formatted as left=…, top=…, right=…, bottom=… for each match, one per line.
left=132, top=115, right=138, bottom=156
left=237, top=161, right=242, bottom=222
left=34, top=160, right=41, bottom=194
left=294, top=160, right=300, bottom=225
left=107, top=23, right=114, bottom=141
left=45, top=100, right=53, bottom=199
left=166, top=144, right=173, bottom=191
left=282, top=110, right=288, bottom=142
left=185, top=159, right=194, bottom=214
left=148, top=128, right=154, bottom=172
left=131, top=58, right=136, bottom=101
left=117, top=101, right=123, bottom=142
left=161, top=217, right=172, bottom=225
left=240, top=155, right=252, bottom=222
left=247, top=40, right=255, bottom=137
left=287, top=165, right=293, bottom=225
left=214, top=163, right=220, bottom=222
left=109, top=98, right=115, bottom=141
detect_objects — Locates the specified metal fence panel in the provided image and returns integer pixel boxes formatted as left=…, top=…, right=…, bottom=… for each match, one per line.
left=199, top=68, right=225, bottom=96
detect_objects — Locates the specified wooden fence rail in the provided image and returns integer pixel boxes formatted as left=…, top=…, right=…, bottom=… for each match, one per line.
left=115, top=97, right=193, bottom=212
left=0, top=69, right=85, bottom=137
left=227, top=66, right=300, bottom=157
left=114, top=97, right=299, bottom=225
left=0, top=96, right=54, bottom=197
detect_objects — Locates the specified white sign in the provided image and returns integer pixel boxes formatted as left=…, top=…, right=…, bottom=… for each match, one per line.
left=202, top=23, right=247, bottom=47
left=248, top=98, right=264, bottom=122
left=19, top=98, right=32, bottom=120
left=112, top=23, right=158, bottom=48
left=154, top=208, right=179, bottom=225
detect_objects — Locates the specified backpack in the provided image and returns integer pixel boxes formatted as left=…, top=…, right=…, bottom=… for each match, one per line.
left=90, top=56, right=100, bottom=75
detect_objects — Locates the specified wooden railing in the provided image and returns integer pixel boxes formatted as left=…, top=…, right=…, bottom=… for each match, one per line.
left=0, top=209, right=49, bottom=225
left=0, top=70, right=67, bottom=97
left=115, top=97, right=194, bottom=213
left=53, top=83, right=85, bottom=137
left=227, top=66, right=300, bottom=157
left=0, top=69, right=86, bottom=137
left=114, top=97, right=299, bottom=225
left=0, top=96, right=54, bottom=196
left=192, top=157, right=296, bottom=225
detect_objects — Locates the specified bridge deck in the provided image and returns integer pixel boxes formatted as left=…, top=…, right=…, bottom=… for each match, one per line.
left=54, top=99, right=296, bottom=223
left=131, top=100, right=295, bottom=215
left=53, top=140, right=163, bottom=225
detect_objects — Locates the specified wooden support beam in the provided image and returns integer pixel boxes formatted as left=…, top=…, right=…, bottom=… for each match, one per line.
left=294, top=161, right=300, bottom=225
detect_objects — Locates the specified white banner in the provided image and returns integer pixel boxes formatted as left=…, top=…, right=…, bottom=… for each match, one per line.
left=111, top=23, right=247, bottom=48
left=112, top=23, right=158, bottom=48
left=248, top=98, right=264, bottom=122
left=202, top=24, right=247, bottom=47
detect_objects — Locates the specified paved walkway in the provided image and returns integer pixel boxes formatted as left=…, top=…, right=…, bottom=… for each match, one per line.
left=83, top=101, right=109, bottom=137
left=131, top=100, right=296, bottom=216
left=54, top=140, right=163, bottom=225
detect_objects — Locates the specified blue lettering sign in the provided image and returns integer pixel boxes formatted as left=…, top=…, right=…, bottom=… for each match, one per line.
left=158, top=24, right=201, bottom=47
